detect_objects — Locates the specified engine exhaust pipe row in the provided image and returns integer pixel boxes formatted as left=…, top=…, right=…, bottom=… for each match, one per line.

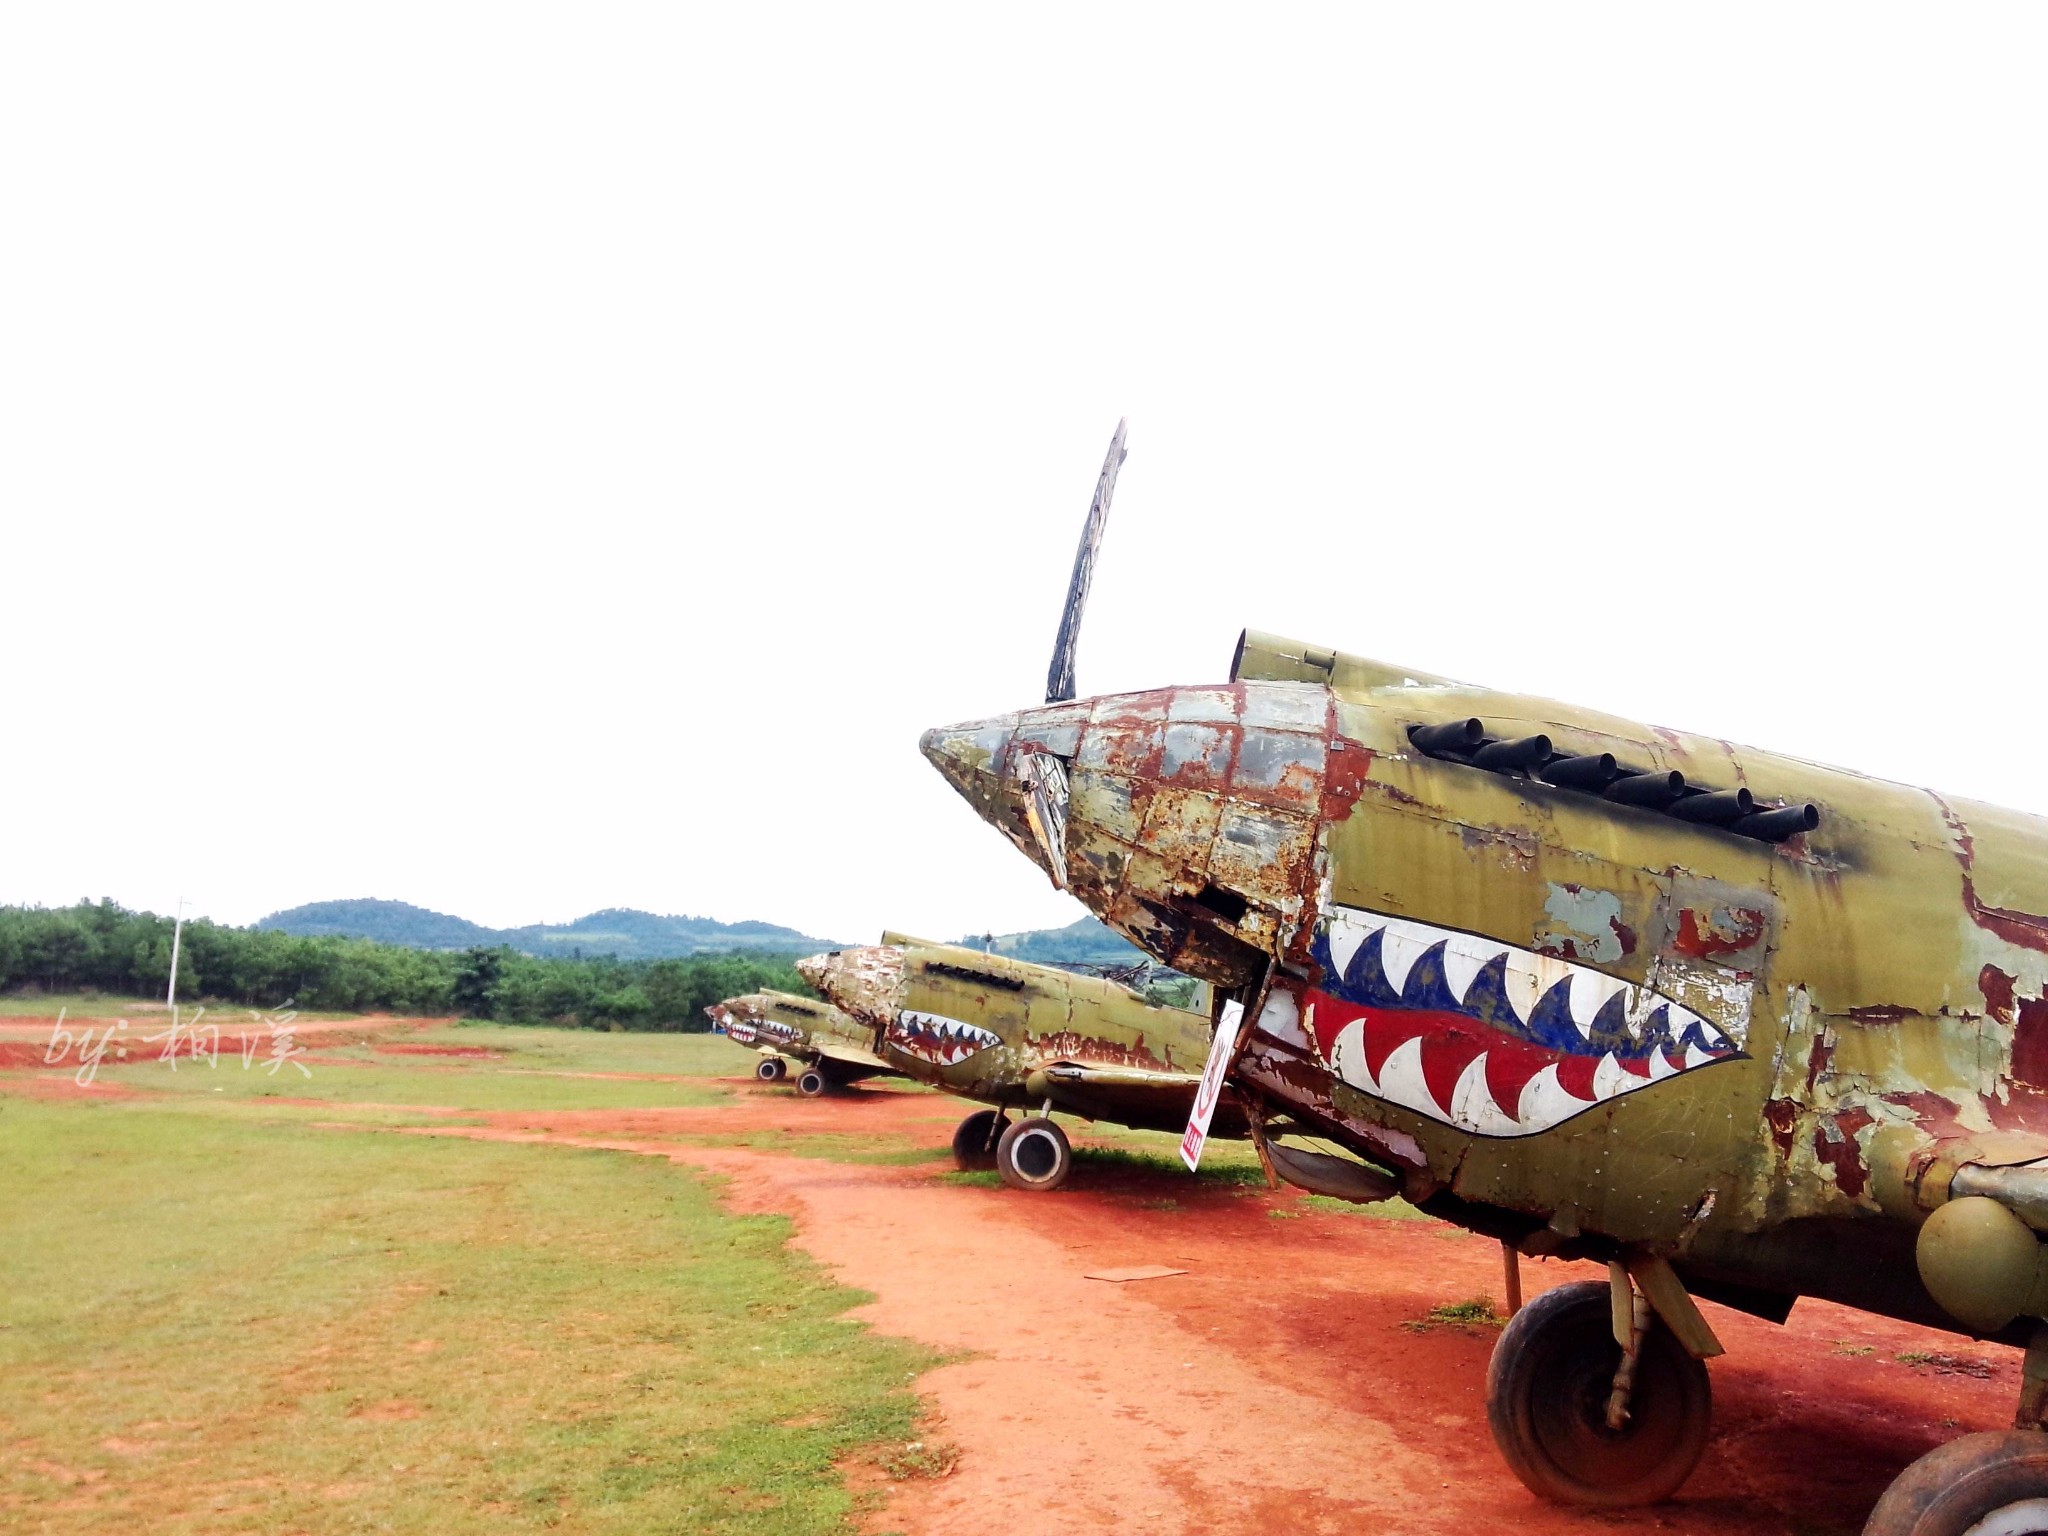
left=1406, top=721, right=1820, bottom=845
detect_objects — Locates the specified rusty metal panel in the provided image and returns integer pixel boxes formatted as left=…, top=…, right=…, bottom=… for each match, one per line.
left=923, top=627, right=2048, bottom=1334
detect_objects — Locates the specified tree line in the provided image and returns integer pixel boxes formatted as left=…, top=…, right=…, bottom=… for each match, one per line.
left=0, top=900, right=810, bottom=1030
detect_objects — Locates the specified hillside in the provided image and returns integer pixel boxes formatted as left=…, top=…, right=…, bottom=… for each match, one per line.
left=258, top=900, right=1149, bottom=968
left=953, top=916, right=1147, bottom=966
left=257, top=899, right=838, bottom=961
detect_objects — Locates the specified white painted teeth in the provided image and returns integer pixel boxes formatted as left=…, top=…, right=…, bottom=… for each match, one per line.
left=1569, top=970, right=1631, bottom=1034
left=1326, top=906, right=1730, bottom=1053
left=1298, top=902, right=1748, bottom=1141
left=894, top=1011, right=1000, bottom=1066
left=1376, top=920, right=1434, bottom=996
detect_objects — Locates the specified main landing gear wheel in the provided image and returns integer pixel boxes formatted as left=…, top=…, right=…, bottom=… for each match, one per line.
left=796, top=1069, right=828, bottom=1097
left=1486, top=1279, right=1711, bottom=1508
left=1862, top=1431, right=2048, bottom=1536
left=755, top=1058, right=786, bottom=1082
left=995, top=1116, right=1072, bottom=1192
left=951, top=1110, right=1009, bottom=1171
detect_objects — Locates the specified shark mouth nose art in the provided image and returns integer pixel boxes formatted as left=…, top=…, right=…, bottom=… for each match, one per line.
left=1258, top=905, right=1746, bottom=1138
left=889, top=1012, right=1001, bottom=1067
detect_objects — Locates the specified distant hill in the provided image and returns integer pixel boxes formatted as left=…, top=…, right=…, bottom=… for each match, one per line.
left=257, top=899, right=1148, bottom=969
left=256, top=899, right=839, bottom=962
left=953, top=916, right=1147, bottom=966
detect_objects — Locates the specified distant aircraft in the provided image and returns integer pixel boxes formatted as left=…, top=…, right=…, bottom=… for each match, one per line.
left=704, top=989, right=898, bottom=1097
left=797, top=935, right=1238, bottom=1190
left=917, top=423, right=2048, bottom=1534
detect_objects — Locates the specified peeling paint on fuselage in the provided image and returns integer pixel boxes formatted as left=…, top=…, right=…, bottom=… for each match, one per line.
left=924, top=633, right=2048, bottom=1337
left=1537, top=883, right=1631, bottom=965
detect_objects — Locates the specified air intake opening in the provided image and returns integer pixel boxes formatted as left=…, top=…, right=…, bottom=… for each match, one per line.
left=1194, top=884, right=1250, bottom=925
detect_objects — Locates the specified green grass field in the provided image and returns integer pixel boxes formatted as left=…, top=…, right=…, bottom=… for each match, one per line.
left=1, top=1004, right=1440, bottom=1531
left=0, top=1019, right=938, bottom=1534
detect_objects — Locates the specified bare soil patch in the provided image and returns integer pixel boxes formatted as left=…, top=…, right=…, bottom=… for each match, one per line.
left=380, top=1078, right=2011, bottom=1536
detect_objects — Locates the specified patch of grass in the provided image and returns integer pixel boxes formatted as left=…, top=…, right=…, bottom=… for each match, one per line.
left=0, top=1096, right=934, bottom=1533
left=1299, top=1193, right=1430, bottom=1221
left=81, top=1054, right=735, bottom=1114
left=1136, top=1198, right=1181, bottom=1212
left=1268, top=1208, right=1301, bottom=1220
left=1402, top=1297, right=1506, bottom=1334
left=872, top=1438, right=960, bottom=1481
left=936, top=1170, right=1003, bottom=1188
left=1070, top=1144, right=1265, bottom=1186
left=691, top=1131, right=948, bottom=1168
left=0, top=993, right=366, bottom=1021
left=1894, top=1350, right=1996, bottom=1377
left=420, top=1023, right=766, bottom=1079
left=1070, top=1122, right=1268, bottom=1181
left=1832, top=1342, right=1876, bottom=1358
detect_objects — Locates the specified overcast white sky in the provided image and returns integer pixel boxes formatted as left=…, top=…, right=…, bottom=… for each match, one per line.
left=4, top=6, right=2044, bottom=945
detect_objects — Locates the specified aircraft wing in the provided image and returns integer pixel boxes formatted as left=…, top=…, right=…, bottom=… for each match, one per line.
left=813, top=1041, right=894, bottom=1072
left=1032, top=1061, right=1251, bottom=1138
left=1040, top=1063, right=1203, bottom=1095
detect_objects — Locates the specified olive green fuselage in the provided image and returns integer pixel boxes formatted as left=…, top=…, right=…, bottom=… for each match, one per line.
left=921, top=631, right=2048, bottom=1338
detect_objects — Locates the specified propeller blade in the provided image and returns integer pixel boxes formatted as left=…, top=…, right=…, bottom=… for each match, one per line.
left=1045, top=418, right=1127, bottom=704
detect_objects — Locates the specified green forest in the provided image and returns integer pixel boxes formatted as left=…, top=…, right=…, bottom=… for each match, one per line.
left=0, top=900, right=807, bottom=1031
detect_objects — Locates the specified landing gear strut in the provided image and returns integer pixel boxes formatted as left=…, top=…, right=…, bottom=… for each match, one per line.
left=951, top=1109, right=1010, bottom=1171
left=1486, top=1279, right=1711, bottom=1507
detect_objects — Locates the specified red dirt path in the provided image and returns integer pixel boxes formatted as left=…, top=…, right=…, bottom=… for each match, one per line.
left=0, top=1013, right=446, bottom=1069
left=387, top=1081, right=2013, bottom=1536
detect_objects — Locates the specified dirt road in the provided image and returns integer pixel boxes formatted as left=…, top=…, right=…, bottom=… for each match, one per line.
left=411, top=1080, right=2013, bottom=1536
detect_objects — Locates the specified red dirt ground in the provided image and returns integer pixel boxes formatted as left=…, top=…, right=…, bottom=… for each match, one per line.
left=0, top=1013, right=445, bottom=1070
left=387, top=1080, right=2015, bottom=1536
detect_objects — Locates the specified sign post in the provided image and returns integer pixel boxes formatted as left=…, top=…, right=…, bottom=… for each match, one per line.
left=1180, top=999, right=1248, bottom=1171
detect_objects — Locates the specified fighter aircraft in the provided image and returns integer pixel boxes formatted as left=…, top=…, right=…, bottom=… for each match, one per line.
left=703, top=989, right=899, bottom=1097
left=795, top=935, right=1237, bottom=1190
left=918, top=424, right=2048, bottom=1535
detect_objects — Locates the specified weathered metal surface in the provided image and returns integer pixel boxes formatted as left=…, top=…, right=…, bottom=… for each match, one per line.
left=800, top=937, right=1244, bottom=1138
left=707, top=989, right=897, bottom=1077
left=923, top=626, right=2048, bottom=1344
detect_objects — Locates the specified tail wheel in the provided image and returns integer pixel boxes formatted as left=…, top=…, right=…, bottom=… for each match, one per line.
left=755, top=1058, right=786, bottom=1082
left=951, top=1109, right=1009, bottom=1171
left=796, top=1069, right=828, bottom=1097
left=1862, top=1430, right=2048, bottom=1535
left=995, top=1116, right=1072, bottom=1192
left=1486, top=1279, right=1711, bottom=1507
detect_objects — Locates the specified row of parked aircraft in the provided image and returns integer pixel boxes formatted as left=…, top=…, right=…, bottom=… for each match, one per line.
left=729, top=424, right=2048, bottom=1535
left=706, top=937, right=1235, bottom=1190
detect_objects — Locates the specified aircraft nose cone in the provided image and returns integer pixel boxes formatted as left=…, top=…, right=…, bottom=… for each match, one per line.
left=793, top=954, right=827, bottom=989
left=919, top=716, right=1020, bottom=817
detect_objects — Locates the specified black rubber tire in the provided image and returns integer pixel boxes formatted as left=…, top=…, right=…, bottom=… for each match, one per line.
left=755, top=1058, right=785, bottom=1082
left=995, top=1116, right=1072, bottom=1192
left=1862, top=1431, right=2048, bottom=1535
left=796, top=1069, right=828, bottom=1097
left=951, top=1110, right=1009, bottom=1171
left=1486, top=1279, right=1711, bottom=1508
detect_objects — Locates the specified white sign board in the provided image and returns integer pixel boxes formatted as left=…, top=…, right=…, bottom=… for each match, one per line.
left=1180, top=999, right=1246, bottom=1171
